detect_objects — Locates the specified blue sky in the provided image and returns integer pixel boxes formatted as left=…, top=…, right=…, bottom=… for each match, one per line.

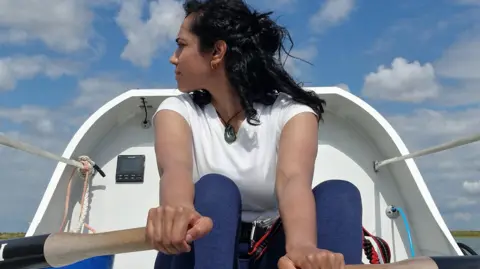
left=0, top=0, right=479, bottom=233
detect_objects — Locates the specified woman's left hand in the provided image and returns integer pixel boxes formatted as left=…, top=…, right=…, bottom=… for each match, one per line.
left=278, top=244, right=345, bottom=269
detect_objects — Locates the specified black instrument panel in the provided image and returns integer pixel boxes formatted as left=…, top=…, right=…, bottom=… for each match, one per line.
left=115, top=155, right=145, bottom=183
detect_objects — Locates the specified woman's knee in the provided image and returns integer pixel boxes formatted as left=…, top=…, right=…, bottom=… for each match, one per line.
left=312, top=180, right=363, bottom=264
left=312, top=179, right=362, bottom=206
left=154, top=252, right=172, bottom=269
left=194, top=173, right=242, bottom=208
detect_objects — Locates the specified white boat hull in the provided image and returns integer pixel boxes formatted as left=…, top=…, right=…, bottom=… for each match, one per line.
left=25, top=87, right=462, bottom=268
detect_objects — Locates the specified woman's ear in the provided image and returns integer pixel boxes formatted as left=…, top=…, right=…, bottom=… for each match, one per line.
left=211, top=40, right=227, bottom=65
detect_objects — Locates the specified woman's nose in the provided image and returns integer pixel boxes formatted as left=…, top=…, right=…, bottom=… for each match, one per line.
left=169, top=52, right=178, bottom=65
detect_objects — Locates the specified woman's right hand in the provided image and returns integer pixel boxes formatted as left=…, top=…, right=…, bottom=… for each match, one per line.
left=146, top=205, right=213, bottom=254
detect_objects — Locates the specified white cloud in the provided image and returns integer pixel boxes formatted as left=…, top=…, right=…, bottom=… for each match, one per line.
left=387, top=107, right=480, bottom=154
left=463, top=181, right=480, bottom=194
left=448, top=197, right=477, bottom=209
left=115, top=0, right=184, bottom=67
left=309, top=0, right=355, bottom=33
left=0, top=76, right=135, bottom=137
left=434, top=81, right=480, bottom=107
left=454, top=212, right=472, bottom=222
left=364, top=6, right=480, bottom=106
left=0, top=55, right=80, bottom=91
left=0, top=106, right=56, bottom=134
left=74, top=76, right=136, bottom=110
left=0, top=75, right=136, bottom=128
left=362, top=32, right=480, bottom=106
left=336, top=83, right=350, bottom=92
left=362, top=57, right=440, bottom=103
left=0, top=0, right=93, bottom=52
left=434, top=35, right=480, bottom=80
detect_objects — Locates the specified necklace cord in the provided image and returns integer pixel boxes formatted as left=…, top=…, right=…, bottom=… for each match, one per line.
left=215, top=109, right=243, bottom=144
left=216, top=109, right=243, bottom=126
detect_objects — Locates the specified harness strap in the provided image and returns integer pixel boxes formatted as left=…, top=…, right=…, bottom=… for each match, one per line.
left=246, top=217, right=282, bottom=267
left=246, top=222, right=392, bottom=266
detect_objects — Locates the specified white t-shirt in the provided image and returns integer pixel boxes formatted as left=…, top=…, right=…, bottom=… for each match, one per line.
left=154, top=92, right=317, bottom=222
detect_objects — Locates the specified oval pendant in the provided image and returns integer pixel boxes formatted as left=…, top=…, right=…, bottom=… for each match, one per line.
left=224, top=124, right=237, bottom=144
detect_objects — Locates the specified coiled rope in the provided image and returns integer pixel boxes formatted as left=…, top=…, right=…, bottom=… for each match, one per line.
left=59, top=156, right=96, bottom=233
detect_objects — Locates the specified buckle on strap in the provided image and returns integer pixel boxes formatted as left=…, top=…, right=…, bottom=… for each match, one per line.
left=248, top=216, right=282, bottom=261
left=249, top=217, right=276, bottom=248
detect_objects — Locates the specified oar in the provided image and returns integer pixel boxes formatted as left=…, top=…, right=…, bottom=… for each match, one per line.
left=0, top=227, right=478, bottom=269
left=0, top=227, right=148, bottom=268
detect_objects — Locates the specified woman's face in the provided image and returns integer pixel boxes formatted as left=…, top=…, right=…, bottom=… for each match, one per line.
left=170, top=14, right=214, bottom=93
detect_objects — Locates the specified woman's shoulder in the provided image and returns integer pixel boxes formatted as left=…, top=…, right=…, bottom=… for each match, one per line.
left=266, top=92, right=317, bottom=128
left=272, top=92, right=295, bottom=106
left=270, top=92, right=314, bottom=113
left=156, top=93, right=199, bottom=113
left=153, top=93, right=199, bottom=124
left=161, top=93, right=195, bottom=107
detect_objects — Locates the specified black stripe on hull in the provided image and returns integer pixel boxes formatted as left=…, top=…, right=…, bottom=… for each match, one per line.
left=431, top=255, right=480, bottom=269
left=0, top=234, right=50, bottom=269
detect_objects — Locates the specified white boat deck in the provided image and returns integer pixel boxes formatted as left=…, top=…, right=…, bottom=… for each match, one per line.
left=24, top=87, right=462, bottom=269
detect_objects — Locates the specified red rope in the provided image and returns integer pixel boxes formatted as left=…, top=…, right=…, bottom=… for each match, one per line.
left=362, top=227, right=382, bottom=264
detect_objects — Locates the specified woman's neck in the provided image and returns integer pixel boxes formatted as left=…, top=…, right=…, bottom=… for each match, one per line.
left=209, top=80, right=243, bottom=120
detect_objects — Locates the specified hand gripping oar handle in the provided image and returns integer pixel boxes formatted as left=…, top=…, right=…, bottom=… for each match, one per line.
left=0, top=227, right=479, bottom=269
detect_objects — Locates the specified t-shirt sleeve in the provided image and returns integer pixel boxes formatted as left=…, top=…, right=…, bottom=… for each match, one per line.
left=152, top=95, right=191, bottom=127
left=276, top=94, right=318, bottom=130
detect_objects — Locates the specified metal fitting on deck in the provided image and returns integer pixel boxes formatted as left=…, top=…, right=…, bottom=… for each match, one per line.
left=385, top=205, right=400, bottom=219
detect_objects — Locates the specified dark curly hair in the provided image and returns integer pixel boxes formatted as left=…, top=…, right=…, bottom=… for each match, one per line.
left=183, top=0, right=326, bottom=125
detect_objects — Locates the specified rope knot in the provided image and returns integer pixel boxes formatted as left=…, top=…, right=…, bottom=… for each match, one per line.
left=77, top=155, right=95, bottom=178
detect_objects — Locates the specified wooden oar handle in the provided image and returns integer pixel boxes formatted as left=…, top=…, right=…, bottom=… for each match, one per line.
left=0, top=227, right=478, bottom=268
left=44, top=227, right=150, bottom=267
left=0, top=227, right=149, bottom=268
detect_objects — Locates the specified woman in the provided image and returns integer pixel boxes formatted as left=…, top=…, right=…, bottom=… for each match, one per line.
left=146, top=0, right=363, bottom=268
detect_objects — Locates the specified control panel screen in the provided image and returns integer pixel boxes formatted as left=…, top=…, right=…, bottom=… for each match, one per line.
left=118, top=157, right=143, bottom=173
left=115, top=155, right=145, bottom=183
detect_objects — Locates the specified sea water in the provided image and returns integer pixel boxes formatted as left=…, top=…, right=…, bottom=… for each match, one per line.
left=455, top=237, right=480, bottom=254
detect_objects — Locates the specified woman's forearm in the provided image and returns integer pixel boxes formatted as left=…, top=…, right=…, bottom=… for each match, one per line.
left=277, top=178, right=317, bottom=252
left=160, top=170, right=195, bottom=209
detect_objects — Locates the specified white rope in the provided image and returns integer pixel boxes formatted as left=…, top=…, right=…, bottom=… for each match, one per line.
left=71, top=183, right=90, bottom=233
left=0, top=133, right=84, bottom=169
left=77, top=155, right=95, bottom=177
left=71, top=156, right=95, bottom=233
left=375, top=132, right=480, bottom=171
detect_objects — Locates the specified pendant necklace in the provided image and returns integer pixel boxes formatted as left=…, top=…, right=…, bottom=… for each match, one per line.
left=216, top=109, right=243, bottom=144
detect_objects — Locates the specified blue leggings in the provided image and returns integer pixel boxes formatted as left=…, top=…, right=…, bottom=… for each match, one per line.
left=154, top=174, right=363, bottom=269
